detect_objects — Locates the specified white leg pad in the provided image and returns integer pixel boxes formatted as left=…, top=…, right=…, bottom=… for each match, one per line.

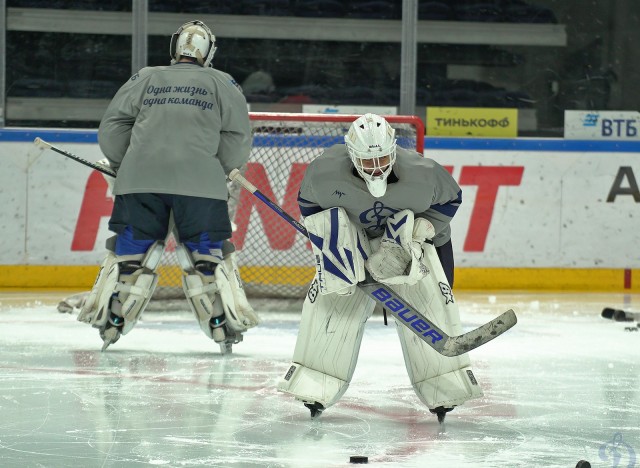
left=390, top=242, right=483, bottom=408
left=77, top=251, right=158, bottom=336
left=278, top=364, right=349, bottom=409
left=117, top=272, right=158, bottom=335
left=277, top=279, right=375, bottom=408
left=412, top=366, right=483, bottom=409
left=77, top=251, right=119, bottom=325
left=214, top=251, right=260, bottom=332
left=182, top=273, right=226, bottom=343
left=395, top=323, right=483, bottom=408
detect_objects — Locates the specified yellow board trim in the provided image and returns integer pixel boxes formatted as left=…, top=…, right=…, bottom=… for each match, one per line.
left=455, top=268, right=637, bottom=291
left=0, top=265, right=637, bottom=291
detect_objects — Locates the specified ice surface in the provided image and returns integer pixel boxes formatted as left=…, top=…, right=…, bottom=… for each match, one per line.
left=0, top=291, right=638, bottom=467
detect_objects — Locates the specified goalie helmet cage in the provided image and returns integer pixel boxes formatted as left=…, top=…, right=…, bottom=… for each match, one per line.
left=154, top=112, right=425, bottom=300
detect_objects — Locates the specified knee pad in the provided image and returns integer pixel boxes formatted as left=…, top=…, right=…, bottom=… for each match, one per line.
left=78, top=241, right=163, bottom=336
left=277, top=280, right=375, bottom=408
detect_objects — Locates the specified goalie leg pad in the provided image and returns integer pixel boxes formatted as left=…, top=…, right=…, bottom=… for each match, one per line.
left=78, top=242, right=162, bottom=337
left=116, top=268, right=159, bottom=335
left=304, top=207, right=370, bottom=296
left=278, top=364, right=350, bottom=410
left=277, top=279, right=375, bottom=408
left=395, top=322, right=483, bottom=409
left=177, top=243, right=228, bottom=343
left=214, top=251, right=260, bottom=332
left=392, top=242, right=483, bottom=408
left=78, top=251, right=119, bottom=325
left=182, top=272, right=226, bottom=342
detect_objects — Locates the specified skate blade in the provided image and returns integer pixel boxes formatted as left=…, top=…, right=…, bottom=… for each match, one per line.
left=219, top=341, right=233, bottom=354
left=101, top=328, right=120, bottom=351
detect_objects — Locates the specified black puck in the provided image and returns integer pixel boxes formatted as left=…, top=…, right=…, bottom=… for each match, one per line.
left=350, top=455, right=368, bottom=464
left=576, top=460, right=591, bottom=468
left=613, top=309, right=633, bottom=322
left=602, top=308, right=615, bottom=319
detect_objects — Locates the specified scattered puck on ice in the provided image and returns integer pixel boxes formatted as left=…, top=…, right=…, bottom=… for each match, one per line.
left=575, top=460, right=591, bottom=468
left=602, top=307, right=638, bottom=322
left=349, top=455, right=368, bottom=464
left=613, top=309, right=633, bottom=322
left=601, top=308, right=615, bottom=320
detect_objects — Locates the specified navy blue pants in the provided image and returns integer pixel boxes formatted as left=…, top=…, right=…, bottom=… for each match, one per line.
left=108, top=193, right=232, bottom=255
left=436, top=240, right=455, bottom=288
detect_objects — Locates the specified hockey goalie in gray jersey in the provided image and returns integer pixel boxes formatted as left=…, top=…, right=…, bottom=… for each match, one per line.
left=277, top=113, right=483, bottom=421
left=76, top=20, right=259, bottom=353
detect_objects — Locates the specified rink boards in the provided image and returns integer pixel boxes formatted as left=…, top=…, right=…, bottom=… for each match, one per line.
left=0, top=129, right=638, bottom=291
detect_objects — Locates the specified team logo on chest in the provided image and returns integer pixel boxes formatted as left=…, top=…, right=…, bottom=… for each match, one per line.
left=359, top=201, right=399, bottom=230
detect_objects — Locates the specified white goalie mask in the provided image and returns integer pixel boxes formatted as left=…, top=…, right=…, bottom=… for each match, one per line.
left=170, top=20, right=217, bottom=67
left=345, top=113, right=397, bottom=197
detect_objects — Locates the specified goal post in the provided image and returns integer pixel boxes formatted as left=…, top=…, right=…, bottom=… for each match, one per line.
left=155, top=112, right=425, bottom=299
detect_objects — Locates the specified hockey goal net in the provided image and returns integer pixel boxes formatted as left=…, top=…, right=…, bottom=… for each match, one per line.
left=154, top=112, right=425, bottom=299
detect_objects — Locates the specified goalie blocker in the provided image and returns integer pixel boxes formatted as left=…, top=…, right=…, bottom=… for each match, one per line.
left=277, top=207, right=483, bottom=417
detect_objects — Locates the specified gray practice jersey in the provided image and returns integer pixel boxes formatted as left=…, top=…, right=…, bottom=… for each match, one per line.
left=297, top=146, right=462, bottom=247
left=98, top=63, right=251, bottom=200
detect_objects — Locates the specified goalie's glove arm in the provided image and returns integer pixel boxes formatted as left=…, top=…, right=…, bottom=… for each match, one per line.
left=297, top=192, right=323, bottom=218
left=419, top=211, right=451, bottom=248
left=420, top=189, right=462, bottom=247
left=296, top=164, right=325, bottom=218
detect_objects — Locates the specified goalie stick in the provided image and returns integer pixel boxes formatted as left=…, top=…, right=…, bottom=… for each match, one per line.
left=228, top=168, right=517, bottom=357
left=34, top=137, right=116, bottom=177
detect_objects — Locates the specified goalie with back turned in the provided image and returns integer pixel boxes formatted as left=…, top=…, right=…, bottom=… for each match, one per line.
left=278, top=113, right=482, bottom=422
left=76, top=20, right=259, bottom=353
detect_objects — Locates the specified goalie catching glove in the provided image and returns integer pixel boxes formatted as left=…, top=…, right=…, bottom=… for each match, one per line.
left=366, top=209, right=434, bottom=285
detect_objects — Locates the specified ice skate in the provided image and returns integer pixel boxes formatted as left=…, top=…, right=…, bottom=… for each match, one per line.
left=99, top=311, right=123, bottom=351
left=430, top=406, right=454, bottom=424
left=304, top=402, right=325, bottom=418
left=219, top=329, right=243, bottom=355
